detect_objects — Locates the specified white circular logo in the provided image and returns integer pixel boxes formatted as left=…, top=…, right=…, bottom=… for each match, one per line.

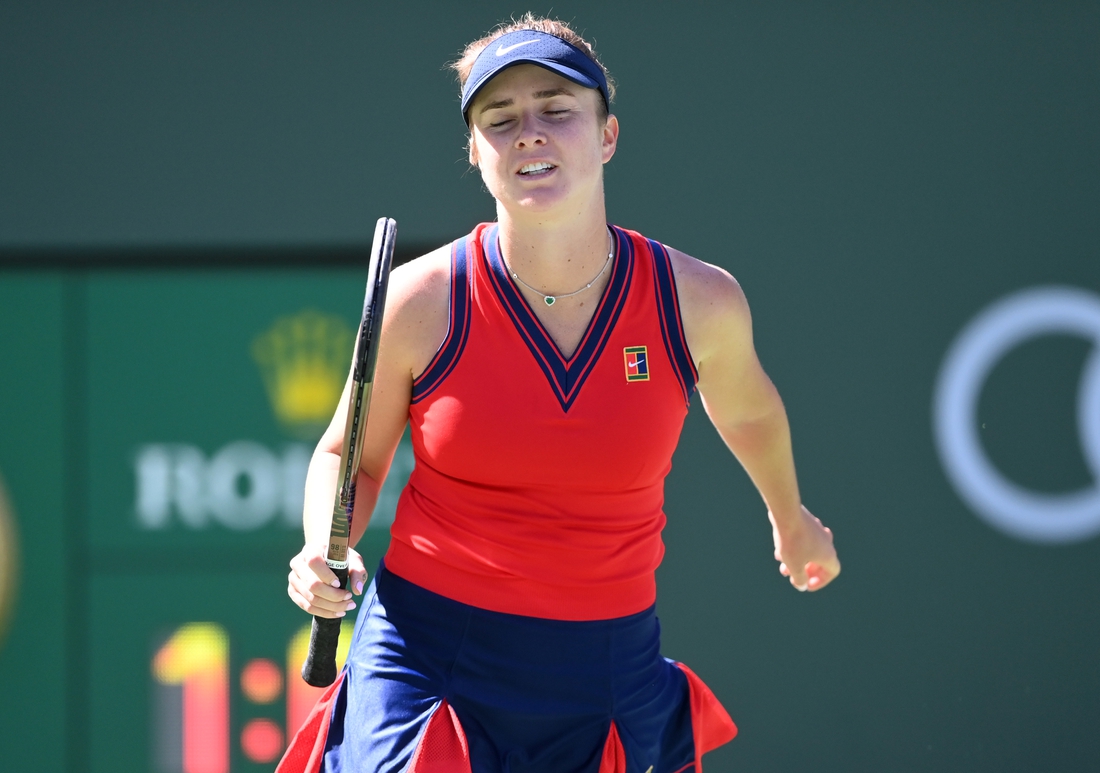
left=933, top=286, right=1100, bottom=544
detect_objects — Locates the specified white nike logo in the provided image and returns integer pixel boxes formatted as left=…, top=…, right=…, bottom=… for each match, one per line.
left=496, top=39, right=540, bottom=56
left=628, top=358, right=641, bottom=368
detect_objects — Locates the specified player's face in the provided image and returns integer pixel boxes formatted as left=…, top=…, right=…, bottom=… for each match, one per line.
left=467, top=65, right=618, bottom=217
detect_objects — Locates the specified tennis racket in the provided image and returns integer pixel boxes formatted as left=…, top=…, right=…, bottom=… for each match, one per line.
left=300, top=216, right=396, bottom=687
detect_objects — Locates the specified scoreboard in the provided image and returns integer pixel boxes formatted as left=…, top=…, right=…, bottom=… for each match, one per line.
left=0, top=267, right=408, bottom=772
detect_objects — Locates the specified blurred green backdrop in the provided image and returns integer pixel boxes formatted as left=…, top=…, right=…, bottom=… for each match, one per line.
left=1, top=2, right=1098, bottom=772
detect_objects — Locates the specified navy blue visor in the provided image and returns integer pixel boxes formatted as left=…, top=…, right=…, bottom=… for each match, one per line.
left=461, top=30, right=610, bottom=124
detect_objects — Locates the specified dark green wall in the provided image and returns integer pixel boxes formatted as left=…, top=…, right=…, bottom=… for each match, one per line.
left=2, top=2, right=1099, bottom=771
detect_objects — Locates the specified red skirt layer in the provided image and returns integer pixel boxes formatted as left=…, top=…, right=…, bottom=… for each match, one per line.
left=278, top=667, right=734, bottom=773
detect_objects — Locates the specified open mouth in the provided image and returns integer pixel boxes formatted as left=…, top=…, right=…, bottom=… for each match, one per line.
left=518, top=162, right=556, bottom=176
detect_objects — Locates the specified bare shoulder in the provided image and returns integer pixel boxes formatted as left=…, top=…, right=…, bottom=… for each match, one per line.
left=387, top=243, right=450, bottom=311
left=665, top=246, right=752, bottom=364
left=382, top=244, right=451, bottom=376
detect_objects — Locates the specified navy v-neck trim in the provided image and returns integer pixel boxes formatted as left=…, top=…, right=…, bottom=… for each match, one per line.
left=411, top=235, right=472, bottom=404
left=483, top=224, right=634, bottom=412
left=649, top=237, right=699, bottom=406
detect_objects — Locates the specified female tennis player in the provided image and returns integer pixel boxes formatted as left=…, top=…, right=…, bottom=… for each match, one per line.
left=281, top=15, right=840, bottom=773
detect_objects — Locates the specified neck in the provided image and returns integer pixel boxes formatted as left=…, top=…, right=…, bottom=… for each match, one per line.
left=496, top=198, right=611, bottom=293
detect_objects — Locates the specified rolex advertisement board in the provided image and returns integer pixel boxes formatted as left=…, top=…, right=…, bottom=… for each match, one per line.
left=0, top=270, right=412, bottom=773
left=85, top=273, right=410, bottom=560
left=80, top=271, right=411, bottom=773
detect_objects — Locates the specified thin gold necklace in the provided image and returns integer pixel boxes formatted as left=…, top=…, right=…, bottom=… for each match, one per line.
left=507, top=228, right=615, bottom=307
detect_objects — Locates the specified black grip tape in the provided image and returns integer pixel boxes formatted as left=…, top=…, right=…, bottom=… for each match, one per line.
left=300, top=565, right=349, bottom=687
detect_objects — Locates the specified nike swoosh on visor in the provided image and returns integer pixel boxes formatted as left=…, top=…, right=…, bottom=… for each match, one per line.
left=496, top=39, right=540, bottom=56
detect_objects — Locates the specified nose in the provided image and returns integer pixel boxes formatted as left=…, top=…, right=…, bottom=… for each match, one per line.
left=514, top=111, right=547, bottom=149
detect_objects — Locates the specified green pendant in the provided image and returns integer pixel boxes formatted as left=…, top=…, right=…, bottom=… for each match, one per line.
left=544, top=296, right=556, bottom=306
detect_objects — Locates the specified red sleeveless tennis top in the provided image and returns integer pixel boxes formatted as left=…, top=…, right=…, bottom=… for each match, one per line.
left=384, top=223, right=699, bottom=620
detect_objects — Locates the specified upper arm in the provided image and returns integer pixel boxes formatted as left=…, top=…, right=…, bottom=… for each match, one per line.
left=316, top=245, right=451, bottom=481
left=668, top=247, right=780, bottom=431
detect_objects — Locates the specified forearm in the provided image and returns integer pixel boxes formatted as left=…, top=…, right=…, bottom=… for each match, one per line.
left=301, top=448, right=383, bottom=550
left=714, top=394, right=803, bottom=532
left=677, top=253, right=839, bottom=589
left=302, top=448, right=341, bottom=548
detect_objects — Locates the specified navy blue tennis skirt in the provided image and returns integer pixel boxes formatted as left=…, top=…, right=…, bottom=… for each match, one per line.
left=278, top=562, right=736, bottom=773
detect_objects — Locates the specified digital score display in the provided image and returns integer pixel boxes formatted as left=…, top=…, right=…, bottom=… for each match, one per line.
left=149, top=621, right=353, bottom=773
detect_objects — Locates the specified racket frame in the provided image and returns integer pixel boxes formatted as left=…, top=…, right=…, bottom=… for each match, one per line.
left=300, top=216, right=396, bottom=687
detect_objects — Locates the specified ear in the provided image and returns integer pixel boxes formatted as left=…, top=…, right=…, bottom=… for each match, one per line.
left=601, top=114, right=619, bottom=164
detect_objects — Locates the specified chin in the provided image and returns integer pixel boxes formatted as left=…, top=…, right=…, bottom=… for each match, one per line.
left=500, top=190, right=569, bottom=215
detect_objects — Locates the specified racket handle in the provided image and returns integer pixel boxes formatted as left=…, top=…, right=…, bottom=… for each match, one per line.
left=300, top=565, right=349, bottom=687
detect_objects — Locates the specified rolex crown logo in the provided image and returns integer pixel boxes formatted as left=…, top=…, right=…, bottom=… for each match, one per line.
left=252, top=310, right=354, bottom=438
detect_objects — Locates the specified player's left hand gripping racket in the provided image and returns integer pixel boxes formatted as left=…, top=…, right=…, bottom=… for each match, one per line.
left=300, top=216, right=396, bottom=687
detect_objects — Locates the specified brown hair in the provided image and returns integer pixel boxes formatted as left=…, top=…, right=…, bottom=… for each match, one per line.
left=452, top=14, right=616, bottom=118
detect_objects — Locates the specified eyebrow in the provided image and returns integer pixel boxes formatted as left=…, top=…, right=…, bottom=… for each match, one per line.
left=477, top=87, right=577, bottom=115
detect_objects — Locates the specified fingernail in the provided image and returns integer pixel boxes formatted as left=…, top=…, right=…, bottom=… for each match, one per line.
left=355, top=582, right=364, bottom=594
left=347, top=602, right=356, bottom=610
left=330, top=579, right=340, bottom=588
left=338, top=612, right=346, bottom=617
left=343, top=593, right=352, bottom=601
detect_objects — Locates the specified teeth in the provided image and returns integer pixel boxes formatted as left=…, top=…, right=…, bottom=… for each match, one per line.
left=519, top=162, right=554, bottom=175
